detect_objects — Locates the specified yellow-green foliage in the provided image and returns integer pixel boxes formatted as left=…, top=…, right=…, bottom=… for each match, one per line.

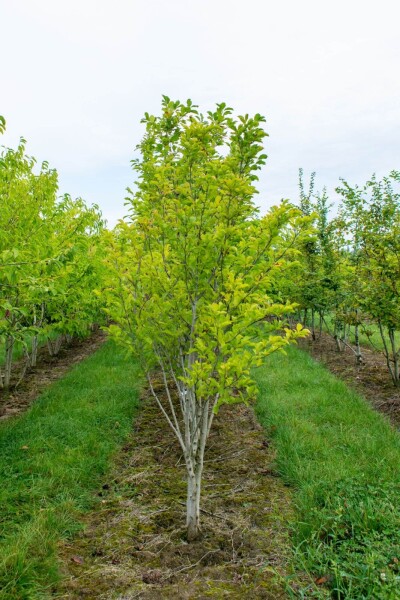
left=0, top=135, right=105, bottom=384
left=104, top=97, right=310, bottom=411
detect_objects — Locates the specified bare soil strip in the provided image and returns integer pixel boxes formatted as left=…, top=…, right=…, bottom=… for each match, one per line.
left=300, top=332, right=400, bottom=427
left=0, top=330, right=106, bottom=421
left=57, top=381, right=301, bottom=599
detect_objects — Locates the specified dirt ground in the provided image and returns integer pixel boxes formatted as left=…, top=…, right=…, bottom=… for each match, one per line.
left=299, top=332, right=400, bottom=428
left=0, top=330, right=106, bottom=421
left=57, top=382, right=305, bottom=599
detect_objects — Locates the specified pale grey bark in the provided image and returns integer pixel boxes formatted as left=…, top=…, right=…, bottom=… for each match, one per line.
left=354, top=321, right=363, bottom=366
left=47, top=335, right=64, bottom=356
left=15, top=348, right=31, bottom=388
left=334, top=319, right=344, bottom=352
left=31, top=335, right=39, bottom=367
left=31, top=303, right=45, bottom=368
left=3, top=335, right=14, bottom=388
left=145, top=297, right=223, bottom=540
left=379, top=322, right=400, bottom=387
left=388, top=328, right=400, bottom=386
left=148, top=344, right=219, bottom=540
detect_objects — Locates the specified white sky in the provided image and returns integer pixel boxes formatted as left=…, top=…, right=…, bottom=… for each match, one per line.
left=1, top=0, right=399, bottom=226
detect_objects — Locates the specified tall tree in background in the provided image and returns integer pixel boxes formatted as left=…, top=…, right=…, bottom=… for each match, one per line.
left=337, top=172, right=400, bottom=384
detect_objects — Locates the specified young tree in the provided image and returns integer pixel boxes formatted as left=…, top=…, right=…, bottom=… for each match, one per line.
left=334, top=180, right=369, bottom=362
left=0, top=138, right=54, bottom=385
left=104, top=98, right=308, bottom=540
left=0, top=132, right=104, bottom=386
left=291, top=172, right=341, bottom=341
left=41, top=193, right=105, bottom=352
left=337, top=172, right=400, bottom=385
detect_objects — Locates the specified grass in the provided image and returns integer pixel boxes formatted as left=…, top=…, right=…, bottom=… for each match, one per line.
left=0, top=340, right=140, bottom=600
left=2, top=334, right=399, bottom=598
left=255, top=346, right=400, bottom=599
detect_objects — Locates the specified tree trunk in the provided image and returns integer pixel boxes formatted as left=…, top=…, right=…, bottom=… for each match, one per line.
left=354, top=323, right=363, bottom=366
left=54, top=335, right=63, bottom=355
left=334, top=322, right=342, bottom=352
left=4, top=336, right=14, bottom=388
left=185, top=399, right=208, bottom=541
left=377, top=322, right=398, bottom=386
left=48, top=335, right=63, bottom=356
left=388, top=327, right=400, bottom=387
left=31, top=334, right=39, bottom=367
left=311, top=309, right=316, bottom=340
left=31, top=303, right=45, bottom=368
left=47, top=337, right=55, bottom=356
left=186, top=467, right=201, bottom=541
left=148, top=353, right=215, bottom=543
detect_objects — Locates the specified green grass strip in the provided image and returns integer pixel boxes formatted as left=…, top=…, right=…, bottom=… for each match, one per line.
left=255, top=346, right=400, bottom=600
left=0, top=340, right=140, bottom=600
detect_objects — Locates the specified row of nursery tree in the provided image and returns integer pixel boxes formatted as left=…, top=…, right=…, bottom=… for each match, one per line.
left=1, top=103, right=311, bottom=540
left=288, top=168, right=400, bottom=386
left=0, top=117, right=104, bottom=388
left=2, top=100, right=398, bottom=541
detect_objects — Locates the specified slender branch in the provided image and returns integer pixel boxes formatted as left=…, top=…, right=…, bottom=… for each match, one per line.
left=146, top=373, right=186, bottom=453
left=157, top=353, right=185, bottom=444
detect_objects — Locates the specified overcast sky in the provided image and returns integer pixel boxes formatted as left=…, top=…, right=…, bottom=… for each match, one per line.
left=1, top=0, right=399, bottom=226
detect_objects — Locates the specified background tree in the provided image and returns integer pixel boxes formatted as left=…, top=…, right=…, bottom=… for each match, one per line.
left=337, top=172, right=400, bottom=384
left=0, top=134, right=104, bottom=387
left=289, top=171, right=340, bottom=341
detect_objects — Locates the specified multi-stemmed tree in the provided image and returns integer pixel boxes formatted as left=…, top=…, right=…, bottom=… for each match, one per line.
left=104, top=98, right=309, bottom=540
